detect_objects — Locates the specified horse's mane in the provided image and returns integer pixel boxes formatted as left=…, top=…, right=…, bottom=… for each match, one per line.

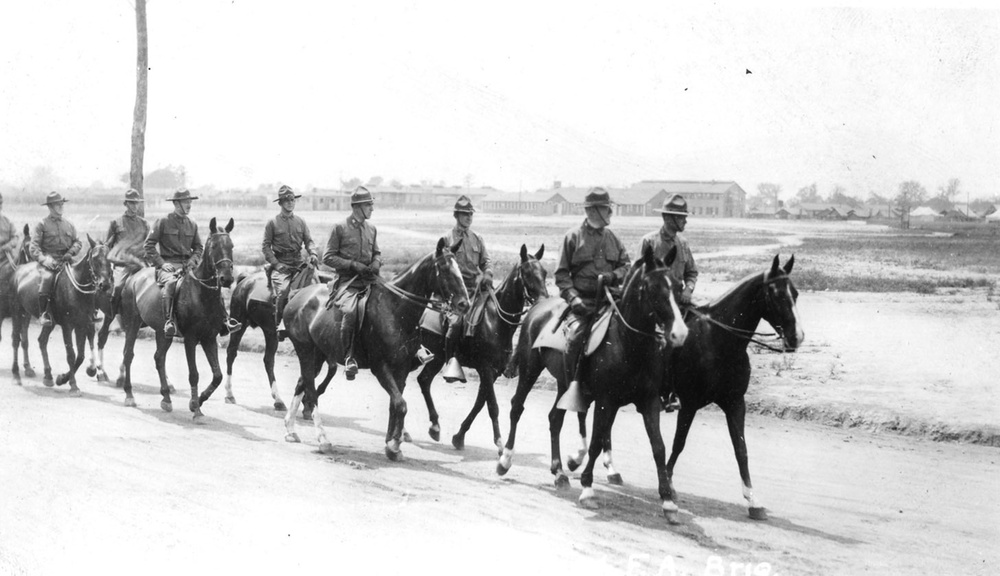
left=703, top=270, right=767, bottom=310
left=388, top=252, right=433, bottom=286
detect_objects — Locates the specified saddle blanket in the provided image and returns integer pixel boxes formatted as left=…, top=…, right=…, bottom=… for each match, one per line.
left=532, top=302, right=613, bottom=357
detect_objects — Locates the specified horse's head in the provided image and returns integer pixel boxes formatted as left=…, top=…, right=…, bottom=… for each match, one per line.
left=517, top=244, right=548, bottom=303
left=761, top=255, right=804, bottom=351
left=206, top=217, right=236, bottom=288
left=86, top=235, right=113, bottom=292
left=18, top=224, right=31, bottom=265
left=435, top=237, right=470, bottom=315
left=624, top=245, right=688, bottom=347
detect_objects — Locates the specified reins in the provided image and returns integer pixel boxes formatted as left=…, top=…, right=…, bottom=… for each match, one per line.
left=63, top=248, right=105, bottom=295
left=187, top=232, right=233, bottom=291
left=490, top=266, right=538, bottom=326
left=370, top=254, right=460, bottom=314
left=683, top=272, right=789, bottom=352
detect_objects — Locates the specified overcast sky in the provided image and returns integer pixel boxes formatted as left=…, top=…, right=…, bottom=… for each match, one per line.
left=1, top=1, right=997, bottom=200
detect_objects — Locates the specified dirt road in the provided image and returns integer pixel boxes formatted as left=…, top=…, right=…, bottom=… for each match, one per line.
left=1, top=333, right=997, bottom=576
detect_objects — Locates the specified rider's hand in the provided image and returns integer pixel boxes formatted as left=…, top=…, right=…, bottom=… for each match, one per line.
left=480, top=270, right=494, bottom=290
left=160, top=262, right=177, bottom=273
left=278, top=264, right=294, bottom=275
left=60, top=254, right=74, bottom=263
left=308, top=254, right=320, bottom=268
left=570, top=297, right=589, bottom=316
left=680, top=287, right=693, bottom=306
left=42, top=256, right=58, bottom=269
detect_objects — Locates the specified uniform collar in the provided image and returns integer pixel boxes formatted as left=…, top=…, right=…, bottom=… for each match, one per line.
left=582, top=219, right=605, bottom=234
left=279, top=210, right=295, bottom=220
left=47, top=214, right=63, bottom=222
left=348, top=215, right=365, bottom=228
left=452, top=225, right=470, bottom=237
left=659, top=223, right=678, bottom=240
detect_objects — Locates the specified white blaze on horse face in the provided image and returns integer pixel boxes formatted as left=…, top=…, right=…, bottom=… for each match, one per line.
left=668, top=288, right=688, bottom=346
left=788, top=284, right=805, bottom=346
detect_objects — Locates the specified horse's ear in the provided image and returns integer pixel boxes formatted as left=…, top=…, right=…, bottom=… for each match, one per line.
left=662, top=245, right=677, bottom=268
left=642, top=244, right=656, bottom=268
left=534, top=244, right=545, bottom=261
left=23, top=224, right=30, bottom=237
left=435, top=237, right=446, bottom=256
left=225, top=218, right=234, bottom=233
left=210, top=217, right=218, bottom=234
left=87, top=234, right=96, bottom=249
left=451, top=238, right=464, bottom=254
left=520, top=244, right=528, bottom=262
left=771, top=254, right=781, bottom=276
left=784, top=254, right=795, bottom=275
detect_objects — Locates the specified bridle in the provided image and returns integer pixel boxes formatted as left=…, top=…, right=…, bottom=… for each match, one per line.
left=188, top=232, right=233, bottom=291
left=491, top=260, right=543, bottom=326
left=603, top=265, right=676, bottom=339
left=683, top=271, right=791, bottom=352
left=373, top=253, right=462, bottom=314
left=63, top=245, right=107, bottom=295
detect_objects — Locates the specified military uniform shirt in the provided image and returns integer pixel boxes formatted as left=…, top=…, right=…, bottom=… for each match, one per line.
left=639, top=226, right=698, bottom=291
left=324, top=215, right=380, bottom=291
left=555, top=220, right=630, bottom=302
left=145, top=212, right=203, bottom=268
left=262, top=212, right=317, bottom=267
left=0, top=214, right=20, bottom=262
left=105, top=212, right=150, bottom=263
left=29, top=214, right=82, bottom=262
left=442, top=226, right=492, bottom=293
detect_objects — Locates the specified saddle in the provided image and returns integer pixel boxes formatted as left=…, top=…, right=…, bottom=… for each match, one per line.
left=532, top=301, right=613, bottom=357
left=418, top=286, right=490, bottom=337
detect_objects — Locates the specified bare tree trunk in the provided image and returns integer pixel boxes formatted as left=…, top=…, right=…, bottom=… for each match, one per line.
left=130, top=0, right=148, bottom=217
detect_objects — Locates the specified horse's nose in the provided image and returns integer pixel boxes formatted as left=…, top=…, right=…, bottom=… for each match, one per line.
left=670, top=319, right=688, bottom=347
left=453, top=297, right=470, bottom=315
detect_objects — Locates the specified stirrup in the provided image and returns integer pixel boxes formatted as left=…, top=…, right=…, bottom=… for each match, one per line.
left=415, top=345, right=434, bottom=365
left=442, top=357, right=467, bottom=383
left=40, top=312, right=54, bottom=327
left=164, top=320, right=177, bottom=338
left=661, top=394, right=681, bottom=413
left=221, top=318, right=242, bottom=336
left=556, top=379, right=588, bottom=413
left=345, top=357, right=358, bottom=381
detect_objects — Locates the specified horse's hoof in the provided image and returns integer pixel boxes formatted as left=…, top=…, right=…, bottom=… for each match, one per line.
left=115, top=377, right=125, bottom=389
left=189, top=398, right=201, bottom=413
left=284, top=432, right=300, bottom=443
left=451, top=434, right=465, bottom=450
left=402, top=430, right=413, bottom=444
left=663, top=510, right=681, bottom=525
left=192, top=410, right=204, bottom=421
left=319, top=442, right=335, bottom=454
left=69, top=388, right=82, bottom=398
left=86, top=366, right=97, bottom=378
left=554, top=473, right=570, bottom=490
left=385, top=446, right=402, bottom=461
left=124, top=397, right=137, bottom=408
left=496, top=461, right=510, bottom=476
left=567, top=454, right=585, bottom=472
left=225, top=395, right=236, bottom=404
left=607, top=473, right=624, bottom=486
left=24, top=367, right=35, bottom=378
left=302, top=408, right=313, bottom=420
left=43, top=377, right=54, bottom=388
left=160, top=400, right=173, bottom=413
left=429, top=424, right=441, bottom=442
left=579, top=488, right=598, bottom=509
left=97, top=373, right=110, bottom=383
left=274, top=401, right=287, bottom=412
left=12, top=378, right=22, bottom=387
left=56, top=375, right=70, bottom=386
left=748, top=507, right=768, bottom=521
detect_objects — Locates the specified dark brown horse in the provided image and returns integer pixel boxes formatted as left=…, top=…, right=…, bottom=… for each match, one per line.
left=11, top=236, right=112, bottom=392
left=496, top=246, right=688, bottom=514
left=116, top=218, right=236, bottom=418
left=662, top=255, right=803, bottom=522
left=2, top=225, right=35, bottom=381
left=414, top=244, right=548, bottom=451
left=224, top=264, right=335, bottom=411
left=282, top=237, right=470, bottom=460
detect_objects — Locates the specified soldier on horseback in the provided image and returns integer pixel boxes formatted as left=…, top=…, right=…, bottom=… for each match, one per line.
left=104, top=189, right=149, bottom=318
left=554, top=187, right=630, bottom=412
left=323, top=186, right=380, bottom=380
left=145, top=188, right=241, bottom=338
left=439, top=195, right=494, bottom=383
left=29, top=192, right=82, bottom=327
left=640, top=194, right=698, bottom=412
left=0, top=192, right=20, bottom=268
left=262, top=185, right=319, bottom=340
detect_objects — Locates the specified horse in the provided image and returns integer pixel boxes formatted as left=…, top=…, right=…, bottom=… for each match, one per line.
left=414, top=244, right=548, bottom=451
left=116, top=217, right=236, bottom=418
left=661, top=254, right=803, bottom=522
left=282, top=237, right=470, bottom=460
left=10, top=236, right=112, bottom=392
left=2, top=224, right=36, bottom=381
left=495, top=245, right=689, bottom=514
left=224, top=264, right=336, bottom=412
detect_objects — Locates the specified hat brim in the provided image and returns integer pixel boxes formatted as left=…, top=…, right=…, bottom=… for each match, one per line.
left=170, top=197, right=199, bottom=201
left=124, top=198, right=145, bottom=203
left=584, top=202, right=614, bottom=208
left=41, top=199, right=68, bottom=205
left=655, top=209, right=688, bottom=216
left=273, top=195, right=303, bottom=202
left=351, top=200, right=374, bottom=205
left=453, top=208, right=475, bottom=214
